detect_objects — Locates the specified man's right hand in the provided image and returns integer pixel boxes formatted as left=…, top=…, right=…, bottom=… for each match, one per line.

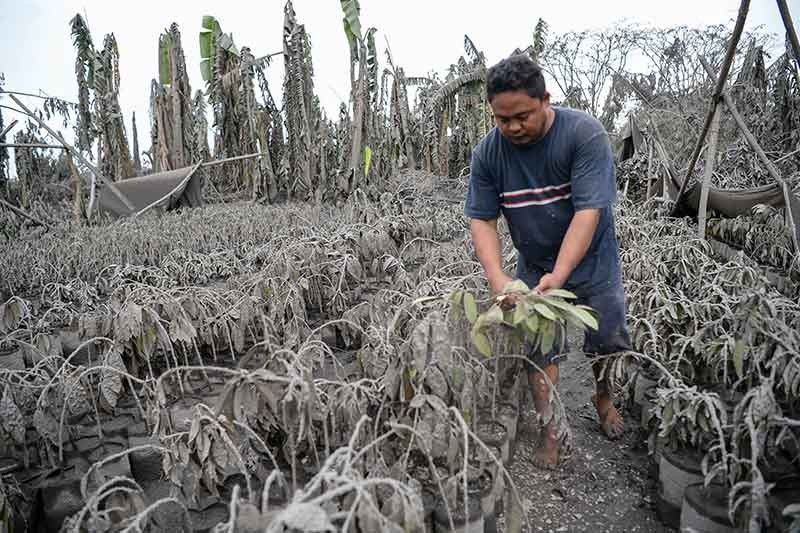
left=488, top=271, right=513, bottom=296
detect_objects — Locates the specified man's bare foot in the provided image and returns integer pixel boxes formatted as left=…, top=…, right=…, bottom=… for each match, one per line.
left=532, top=421, right=560, bottom=470
left=592, top=393, right=624, bottom=440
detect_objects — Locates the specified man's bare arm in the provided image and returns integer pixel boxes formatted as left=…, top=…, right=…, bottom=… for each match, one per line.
left=536, top=208, right=601, bottom=292
left=470, top=218, right=512, bottom=294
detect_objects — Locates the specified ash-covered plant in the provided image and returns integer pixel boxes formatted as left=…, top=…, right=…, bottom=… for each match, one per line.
left=456, top=280, right=599, bottom=358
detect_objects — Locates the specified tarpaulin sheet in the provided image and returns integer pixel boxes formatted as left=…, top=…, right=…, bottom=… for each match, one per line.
left=97, top=166, right=203, bottom=218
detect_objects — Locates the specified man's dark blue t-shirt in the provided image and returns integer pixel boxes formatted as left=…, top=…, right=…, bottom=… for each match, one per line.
left=464, top=106, right=622, bottom=296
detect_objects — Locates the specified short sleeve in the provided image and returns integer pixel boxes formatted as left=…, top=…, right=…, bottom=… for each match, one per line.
left=464, top=147, right=500, bottom=220
left=570, top=123, right=616, bottom=211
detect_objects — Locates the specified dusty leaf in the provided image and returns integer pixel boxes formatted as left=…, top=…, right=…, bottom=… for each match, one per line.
left=33, top=405, right=59, bottom=445
left=733, top=339, right=746, bottom=379
left=101, top=346, right=125, bottom=410
left=278, top=502, right=335, bottom=531
left=0, top=386, right=25, bottom=445
left=115, top=302, right=143, bottom=342
left=410, top=320, right=430, bottom=376
left=63, top=370, right=90, bottom=417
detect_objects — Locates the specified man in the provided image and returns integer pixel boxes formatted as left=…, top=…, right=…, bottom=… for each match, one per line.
left=464, top=54, right=631, bottom=469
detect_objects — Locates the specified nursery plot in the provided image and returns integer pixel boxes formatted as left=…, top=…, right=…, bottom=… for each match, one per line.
left=2, top=1, right=800, bottom=529
left=0, top=172, right=593, bottom=532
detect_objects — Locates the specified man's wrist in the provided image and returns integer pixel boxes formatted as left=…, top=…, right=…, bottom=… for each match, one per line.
left=550, top=268, right=570, bottom=286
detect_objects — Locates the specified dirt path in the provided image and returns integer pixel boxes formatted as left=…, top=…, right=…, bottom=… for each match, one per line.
left=505, top=355, right=673, bottom=532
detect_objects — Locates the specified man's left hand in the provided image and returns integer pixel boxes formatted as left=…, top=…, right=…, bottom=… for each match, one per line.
left=535, top=272, right=567, bottom=295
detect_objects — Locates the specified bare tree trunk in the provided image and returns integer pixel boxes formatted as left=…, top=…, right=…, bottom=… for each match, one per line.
left=67, top=154, right=83, bottom=225
left=349, top=69, right=366, bottom=192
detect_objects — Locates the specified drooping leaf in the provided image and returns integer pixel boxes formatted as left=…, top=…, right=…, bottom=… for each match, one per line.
left=733, top=339, right=746, bottom=379
left=471, top=330, right=492, bottom=357
left=463, top=292, right=477, bottom=323
left=525, top=314, right=540, bottom=334
left=339, top=0, right=362, bottom=41
left=100, top=346, right=125, bottom=410
left=544, top=289, right=577, bottom=299
left=0, top=386, right=25, bottom=445
left=363, top=145, right=373, bottom=177
left=33, top=405, right=59, bottom=445
left=278, top=502, right=336, bottom=531
left=572, top=305, right=599, bottom=331
left=483, top=304, right=504, bottom=325
left=533, top=302, right=557, bottom=321
left=539, top=320, right=555, bottom=354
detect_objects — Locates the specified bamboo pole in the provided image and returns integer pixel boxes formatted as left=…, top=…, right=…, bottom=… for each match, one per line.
left=698, top=104, right=721, bottom=239
left=699, top=56, right=800, bottom=252
left=0, top=198, right=49, bottom=230
left=3, top=92, right=135, bottom=212
left=199, top=152, right=269, bottom=168
left=0, top=143, right=66, bottom=150
left=776, top=0, right=800, bottom=68
left=671, top=0, right=751, bottom=215
left=0, top=120, right=18, bottom=138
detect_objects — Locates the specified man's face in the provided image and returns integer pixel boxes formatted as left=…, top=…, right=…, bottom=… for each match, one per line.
left=490, top=90, right=551, bottom=145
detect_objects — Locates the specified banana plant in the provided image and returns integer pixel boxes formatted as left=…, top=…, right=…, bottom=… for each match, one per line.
left=152, top=23, right=195, bottom=171
left=338, top=0, right=379, bottom=195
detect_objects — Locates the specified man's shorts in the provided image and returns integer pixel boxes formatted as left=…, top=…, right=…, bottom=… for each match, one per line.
left=517, top=266, right=632, bottom=371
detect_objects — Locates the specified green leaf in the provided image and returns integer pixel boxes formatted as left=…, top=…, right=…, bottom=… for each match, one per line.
left=733, top=339, right=746, bottom=379
left=546, top=298, right=599, bottom=331
left=471, top=331, right=492, bottom=357
left=502, top=280, right=529, bottom=294
left=539, top=320, right=554, bottom=354
left=158, top=32, right=173, bottom=85
left=545, top=289, right=577, bottom=299
left=533, top=302, right=557, bottom=321
left=483, top=304, right=504, bottom=325
left=463, top=292, right=477, bottom=324
left=512, top=303, right=527, bottom=325
left=572, top=305, right=599, bottom=331
left=525, top=314, right=539, bottom=334
left=449, top=291, right=463, bottom=306
left=340, top=0, right=362, bottom=41
left=363, top=145, right=373, bottom=176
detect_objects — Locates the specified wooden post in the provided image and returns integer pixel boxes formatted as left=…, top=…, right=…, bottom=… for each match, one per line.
left=698, top=56, right=800, bottom=252
left=698, top=104, right=721, bottom=239
left=671, top=0, right=751, bottom=214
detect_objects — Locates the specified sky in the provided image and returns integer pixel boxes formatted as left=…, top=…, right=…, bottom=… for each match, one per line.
left=0, top=0, right=798, bottom=168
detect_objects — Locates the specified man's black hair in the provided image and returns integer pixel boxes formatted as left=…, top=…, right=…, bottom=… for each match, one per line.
left=486, top=54, right=547, bottom=102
